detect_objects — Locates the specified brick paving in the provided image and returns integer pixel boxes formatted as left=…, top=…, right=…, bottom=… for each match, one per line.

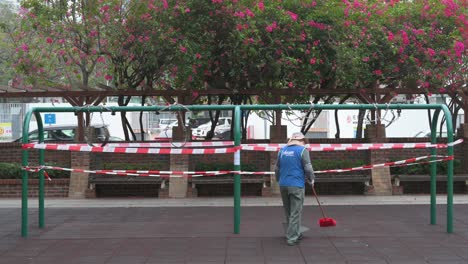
left=1, top=202, right=468, bottom=263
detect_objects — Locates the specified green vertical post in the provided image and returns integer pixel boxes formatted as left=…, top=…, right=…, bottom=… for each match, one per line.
left=21, top=109, right=34, bottom=237
left=441, top=105, right=454, bottom=233
left=233, top=106, right=241, bottom=234
left=21, top=150, right=29, bottom=237
left=36, top=112, right=45, bottom=228
left=429, top=110, right=441, bottom=225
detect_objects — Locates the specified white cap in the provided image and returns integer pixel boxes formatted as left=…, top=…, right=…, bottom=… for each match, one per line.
left=287, top=132, right=306, bottom=145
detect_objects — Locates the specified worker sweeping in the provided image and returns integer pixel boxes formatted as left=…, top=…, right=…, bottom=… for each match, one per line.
left=275, top=132, right=315, bottom=246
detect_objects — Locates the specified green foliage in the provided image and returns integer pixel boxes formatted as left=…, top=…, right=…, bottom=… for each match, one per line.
left=0, top=3, right=16, bottom=85
left=9, top=0, right=466, bottom=98
left=390, top=159, right=462, bottom=175
left=0, top=162, right=22, bottom=179
left=101, top=162, right=165, bottom=170
left=312, top=159, right=365, bottom=170
left=0, top=162, right=70, bottom=179
left=195, top=162, right=257, bottom=172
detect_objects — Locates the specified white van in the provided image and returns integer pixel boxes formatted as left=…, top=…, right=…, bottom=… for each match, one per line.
left=192, top=117, right=231, bottom=138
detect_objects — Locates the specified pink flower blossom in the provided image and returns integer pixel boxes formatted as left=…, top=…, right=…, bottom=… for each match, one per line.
left=454, top=41, right=464, bottom=58
left=185, top=8, right=191, bottom=13
left=308, top=21, right=328, bottom=30
left=234, top=11, right=245, bottom=18
left=374, top=69, right=383, bottom=75
left=400, top=30, right=409, bottom=45
left=286, top=11, right=298, bottom=21
left=20, top=44, right=28, bottom=52
left=196, top=53, right=202, bottom=59
left=105, top=75, right=112, bottom=81
left=442, top=0, right=459, bottom=17
left=162, top=0, right=169, bottom=9
left=288, top=82, right=294, bottom=88
left=46, top=37, right=53, bottom=44
left=309, top=57, right=317, bottom=64
left=245, top=8, right=254, bottom=18
left=362, top=57, right=369, bottom=62
left=97, top=57, right=106, bottom=63
left=89, top=30, right=98, bottom=37
left=236, top=24, right=243, bottom=31
left=427, top=48, right=436, bottom=57
left=258, top=2, right=265, bottom=11
left=266, top=21, right=277, bottom=32
left=180, top=46, right=187, bottom=53
left=212, top=0, right=223, bottom=3
left=387, top=31, right=394, bottom=41
left=141, top=13, right=152, bottom=20
left=100, top=5, right=109, bottom=13
left=439, top=88, right=447, bottom=93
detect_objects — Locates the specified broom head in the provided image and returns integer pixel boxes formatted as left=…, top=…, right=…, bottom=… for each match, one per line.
left=319, top=217, right=336, bottom=227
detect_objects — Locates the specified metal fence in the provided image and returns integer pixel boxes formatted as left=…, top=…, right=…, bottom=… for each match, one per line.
left=0, top=103, right=26, bottom=141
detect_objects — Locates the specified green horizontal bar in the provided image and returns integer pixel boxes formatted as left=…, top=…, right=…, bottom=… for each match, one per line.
left=28, top=103, right=445, bottom=114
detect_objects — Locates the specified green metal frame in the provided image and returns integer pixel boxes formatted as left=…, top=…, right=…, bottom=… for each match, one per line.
left=21, top=104, right=455, bottom=237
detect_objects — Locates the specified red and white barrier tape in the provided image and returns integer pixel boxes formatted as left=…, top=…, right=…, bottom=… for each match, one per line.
left=22, top=167, right=52, bottom=181
left=22, top=143, right=240, bottom=155
left=72, top=141, right=235, bottom=148
left=314, top=155, right=453, bottom=174
left=22, top=139, right=462, bottom=154
left=22, top=155, right=453, bottom=179
left=241, top=139, right=463, bottom=152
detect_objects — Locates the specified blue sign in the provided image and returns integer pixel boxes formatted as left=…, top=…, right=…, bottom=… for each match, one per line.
left=44, top=114, right=56, bottom=125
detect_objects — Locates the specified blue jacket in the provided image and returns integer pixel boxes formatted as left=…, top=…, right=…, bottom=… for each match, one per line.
left=277, top=145, right=309, bottom=188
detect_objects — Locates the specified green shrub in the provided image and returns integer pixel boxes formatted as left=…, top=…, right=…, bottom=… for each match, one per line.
left=0, top=162, right=70, bottom=179
left=101, top=162, right=165, bottom=170
left=390, top=159, right=462, bottom=175
left=312, top=159, right=365, bottom=170
left=195, top=162, right=257, bottom=172
left=0, top=162, right=22, bottom=179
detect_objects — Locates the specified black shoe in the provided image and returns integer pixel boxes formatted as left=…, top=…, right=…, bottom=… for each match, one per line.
left=298, top=234, right=304, bottom=240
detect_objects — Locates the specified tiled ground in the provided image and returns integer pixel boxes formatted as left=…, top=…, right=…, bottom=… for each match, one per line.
left=1, top=204, right=468, bottom=263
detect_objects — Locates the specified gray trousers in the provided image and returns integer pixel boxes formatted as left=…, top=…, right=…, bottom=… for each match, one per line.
left=280, top=186, right=305, bottom=243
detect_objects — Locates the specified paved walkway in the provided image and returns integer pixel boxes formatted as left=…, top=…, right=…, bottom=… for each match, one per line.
left=1, top=196, right=468, bottom=264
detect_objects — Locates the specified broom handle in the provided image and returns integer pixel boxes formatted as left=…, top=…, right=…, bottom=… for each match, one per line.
left=311, top=185, right=327, bottom=218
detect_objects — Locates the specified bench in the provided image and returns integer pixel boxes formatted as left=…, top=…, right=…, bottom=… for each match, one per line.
left=392, top=174, right=468, bottom=184
left=88, top=176, right=164, bottom=198
left=391, top=174, right=468, bottom=194
left=189, top=175, right=265, bottom=185
left=315, top=174, right=370, bottom=184
left=89, top=176, right=163, bottom=185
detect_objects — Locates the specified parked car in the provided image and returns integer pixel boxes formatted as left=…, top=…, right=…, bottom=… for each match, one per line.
left=15, top=125, right=121, bottom=142
left=192, top=117, right=232, bottom=138
left=156, top=118, right=177, bottom=129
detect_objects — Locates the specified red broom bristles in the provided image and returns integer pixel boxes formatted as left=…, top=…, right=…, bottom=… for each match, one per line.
left=312, top=185, right=337, bottom=227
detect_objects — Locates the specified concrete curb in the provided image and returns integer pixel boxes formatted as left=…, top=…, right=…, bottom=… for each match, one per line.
left=2, top=194, right=468, bottom=208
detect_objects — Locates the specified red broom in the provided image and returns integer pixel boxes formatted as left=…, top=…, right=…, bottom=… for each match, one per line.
left=311, top=185, right=337, bottom=227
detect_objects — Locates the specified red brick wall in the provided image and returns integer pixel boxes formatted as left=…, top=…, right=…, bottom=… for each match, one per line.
left=0, top=179, right=69, bottom=198
left=90, top=152, right=170, bottom=170
left=0, top=143, right=71, bottom=167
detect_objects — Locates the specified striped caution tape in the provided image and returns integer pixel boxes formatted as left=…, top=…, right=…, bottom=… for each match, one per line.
left=22, top=139, right=462, bottom=154
left=71, top=141, right=235, bottom=148
left=240, top=139, right=463, bottom=152
left=22, top=143, right=240, bottom=155
left=313, top=155, right=453, bottom=174
left=22, top=155, right=453, bottom=179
